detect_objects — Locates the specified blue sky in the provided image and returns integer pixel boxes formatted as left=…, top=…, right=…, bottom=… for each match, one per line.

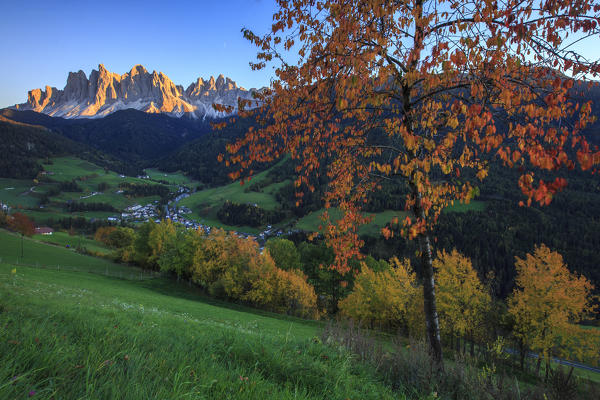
left=0, top=0, right=279, bottom=108
left=1, top=1, right=598, bottom=109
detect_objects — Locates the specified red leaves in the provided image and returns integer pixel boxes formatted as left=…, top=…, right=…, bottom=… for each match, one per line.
left=519, top=174, right=568, bottom=206
left=222, top=0, right=599, bottom=274
left=7, top=212, right=35, bottom=237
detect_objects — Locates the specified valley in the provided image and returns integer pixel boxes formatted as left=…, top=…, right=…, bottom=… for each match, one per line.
left=2, top=0, right=600, bottom=398
left=1, top=62, right=600, bottom=400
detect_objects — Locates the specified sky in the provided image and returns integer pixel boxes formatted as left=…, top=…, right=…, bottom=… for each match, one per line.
left=1, top=1, right=599, bottom=109
left=0, top=0, right=279, bottom=108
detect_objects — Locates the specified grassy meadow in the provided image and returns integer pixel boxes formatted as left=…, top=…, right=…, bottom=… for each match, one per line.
left=179, top=168, right=280, bottom=212
left=32, top=231, right=112, bottom=255
left=1, top=228, right=599, bottom=399
left=0, top=230, right=400, bottom=399
left=0, top=178, right=39, bottom=209
left=145, top=168, right=196, bottom=186
left=0, top=157, right=189, bottom=225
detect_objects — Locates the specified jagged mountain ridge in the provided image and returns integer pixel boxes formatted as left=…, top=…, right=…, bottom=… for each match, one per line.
left=14, top=64, right=260, bottom=119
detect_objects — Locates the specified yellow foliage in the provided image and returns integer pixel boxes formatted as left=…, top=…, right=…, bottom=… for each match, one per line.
left=244, top=253, right=320, bottom=319
left=434, top=249, right=491, bottom=341
left=192, top=228, right=319, bottom=318
left=508, top=244, right=599, bottom=363
left=147, top=219, right=176, bottom=265
left=339, top=258, right=423, bottom=335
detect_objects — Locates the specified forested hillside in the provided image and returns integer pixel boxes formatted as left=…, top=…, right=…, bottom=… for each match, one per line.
left=0, top=116, right=135, bottom=178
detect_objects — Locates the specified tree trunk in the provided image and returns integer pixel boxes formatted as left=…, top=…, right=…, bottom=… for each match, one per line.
left=418, top=231, right=444, bottom=366
left=519, top=340, right=526, bottom=370
left=409, top=185, right=444, bottom=367
left=412, top=204, right=443, bottom=367
left=470, top=336, right=475, bottom=357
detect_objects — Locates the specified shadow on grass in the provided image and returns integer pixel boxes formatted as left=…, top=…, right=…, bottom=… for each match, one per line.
left=133, top=275, right=324, bottom=329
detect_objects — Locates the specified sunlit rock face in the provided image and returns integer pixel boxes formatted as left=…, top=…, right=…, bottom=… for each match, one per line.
left=15, top=64, right=260, bottom=119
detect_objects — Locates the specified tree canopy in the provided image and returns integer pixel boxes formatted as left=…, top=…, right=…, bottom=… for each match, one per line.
left=508, top=244, right=598, bottom=367
left=223, top=0, right=600, bottom=363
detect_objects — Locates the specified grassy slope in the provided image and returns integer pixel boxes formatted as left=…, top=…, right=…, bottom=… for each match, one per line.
left=180, top=168, right=279, bottom=212
left=0, top=156, right=185, bottom=224
left=0, top=179, right=38, bottom=208
left=295, top=209, right=410, bottom=237
left=0, top=230, right=141, bottom=277
left=178, top=168, right=279, bottom=234
left=32, top=231, right=112, bottom=255
left=145, top=168, right=196, bottom=186
left=0, top=231, right=399, bottom=399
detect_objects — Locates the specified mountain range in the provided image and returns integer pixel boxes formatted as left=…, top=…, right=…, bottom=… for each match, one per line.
left=12, top=64, right=260, bottom=119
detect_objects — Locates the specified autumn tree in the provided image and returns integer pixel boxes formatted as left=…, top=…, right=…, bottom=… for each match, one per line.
left=244, top=252, right=320, bottom=319
left=191, top=228, right=319, bottom=317
left=8, top=212, right=35, bottom=237
left=0, top=209, right=7, bottom=227
left=224, top=0, right=600, bottom=364
left=434, top=249, right=491, bottom=354
left=508, top=244, right=598, bottom=373
left=339, top=257, right=424, bottom=336
left=146, top=219, right=177, bottom=269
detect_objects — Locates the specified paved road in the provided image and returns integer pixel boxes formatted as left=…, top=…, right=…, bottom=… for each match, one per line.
left=505, top=348, right=600, bottom=374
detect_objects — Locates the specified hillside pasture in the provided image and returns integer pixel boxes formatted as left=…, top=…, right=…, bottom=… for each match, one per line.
left=146, top=168, right=195, bottom=186
left=0, top=178, right=38, bottom=208
left=33, top=231, right=112, bottom=255
left=0, top=231, right=398, bottom=400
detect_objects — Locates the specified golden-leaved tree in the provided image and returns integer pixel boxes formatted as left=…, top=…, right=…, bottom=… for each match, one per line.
left=191, top=228, right=319, bottom=317
left=434, top=249, right=491, bottom=353
left=508, top=244, right=598, bottom=372
left=222, top=0, right=600, bottom=364
left=339, top=257, right=424, bottom=336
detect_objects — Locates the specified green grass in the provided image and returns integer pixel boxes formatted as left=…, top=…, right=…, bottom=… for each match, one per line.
left=146, top=168, right=195, bottom=186
left=188, top=215, right=263, bottom=235
left=0, top=178, right=38, bottom=208
left=180, top=169, right=279, bottom=212
left=1, top=229, right=598, bottom=398
left=0, top=230, right=142, bottom=277
left=32, top=231, right=112, bottom=255
left=21, top=209, right=117, bottom=223
left=179, top=169, right=281, bottom=233
left=42, top=156, right=179, bottom=197
left=295, top=208, right=408, bottom=237
left=0, top=231, right=400, bottom=399
left=0, top=157, right=192, bottom=225
left=295, top=200, right=487, bottom=236
left=262, top=179, right=292, bottom=195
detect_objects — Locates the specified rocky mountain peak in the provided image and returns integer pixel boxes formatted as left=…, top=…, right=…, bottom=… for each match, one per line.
left=130, top=64, right=148, bottom=76
left=14, top=64, right=261, bottom=119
